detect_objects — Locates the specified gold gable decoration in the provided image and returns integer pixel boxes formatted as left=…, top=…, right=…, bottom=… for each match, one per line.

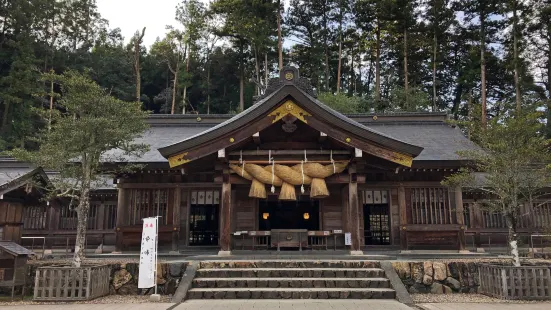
left=230, top=161, right=348, bottom=200
left=268, top=100, right=312, bottom=124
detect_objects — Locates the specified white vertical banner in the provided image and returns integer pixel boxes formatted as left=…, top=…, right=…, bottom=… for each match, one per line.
left=138, top=217, right=157, bottom=288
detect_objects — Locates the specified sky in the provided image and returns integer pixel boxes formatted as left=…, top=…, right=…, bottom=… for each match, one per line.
left=96, top=0, right=291, bottom=49
left=96, top=0, right=184, bottom=48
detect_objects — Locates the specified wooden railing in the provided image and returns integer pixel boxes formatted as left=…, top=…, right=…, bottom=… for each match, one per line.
left=34, top=265, right=110, bottom=301
left=409, top=187, right=456, bottom=225
left=478, top=264, right=551, bottom=300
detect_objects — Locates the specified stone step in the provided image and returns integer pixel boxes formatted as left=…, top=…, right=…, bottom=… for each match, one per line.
left=187, top=287, right=396, bottom=299
left=193, top=277, right=391, bottom=289
left=195, top=268, right=386, bottom=278
left=199, top=261, right=380, bottom=269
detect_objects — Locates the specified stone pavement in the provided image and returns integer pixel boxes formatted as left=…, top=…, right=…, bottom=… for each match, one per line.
left=173, top=300, right=415, bottom=310
left=0, top=304, right=173, bottom=310
left=418, top=303, right=551, bottom=310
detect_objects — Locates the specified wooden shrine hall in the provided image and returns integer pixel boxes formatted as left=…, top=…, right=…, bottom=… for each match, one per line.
left=3, top=67, right=551, bottom=254
left=115, top=66, right=479, bottom=255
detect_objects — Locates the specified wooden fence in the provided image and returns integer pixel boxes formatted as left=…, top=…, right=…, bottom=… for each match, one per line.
left=478, top=264, right=551, bottom=300
left=33, top=265, right=110, bottom=301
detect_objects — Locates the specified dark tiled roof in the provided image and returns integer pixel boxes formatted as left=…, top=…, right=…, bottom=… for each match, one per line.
left=364, top=123, right=479, bottom=161
left=158, top=85, right=423, bottom=158
left=0, top=241, right=34, bottom=256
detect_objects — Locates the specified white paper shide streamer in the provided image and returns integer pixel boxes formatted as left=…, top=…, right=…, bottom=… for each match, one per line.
left=138, top=217, right=157, bottom=288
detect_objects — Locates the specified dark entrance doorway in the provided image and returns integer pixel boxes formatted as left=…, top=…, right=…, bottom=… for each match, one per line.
left=258, top=199, right=319, bottom=230
left=189, top=204, right=219, bottom=246
left=363, top=190, right=391, bottom=245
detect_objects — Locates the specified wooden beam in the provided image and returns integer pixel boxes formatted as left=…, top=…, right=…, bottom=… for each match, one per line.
left=306, top=116, right=414, bottom=167
left=319, top=132, right=328, bottom=143
left=228, top=150, right=350, bottom=156
left=219, top=172, right=232, bottom=254
left=347, top=164, right=362, bottom=254
left=455, top=186, right=466, bottom=251
left=398, top=185, right=407, bottom=251
left=253, top=132, right=261, bottom=144
left=167, top=116, right=274, bottom=168
left=172, top=188, right=181, bottom=252
left=115, top=187, right=127, bottom=252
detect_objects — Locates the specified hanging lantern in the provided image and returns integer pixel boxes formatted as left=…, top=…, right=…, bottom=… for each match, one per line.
left=262, top=213, right=270, bottom=220
left=303, top=213, right=310, bottom=220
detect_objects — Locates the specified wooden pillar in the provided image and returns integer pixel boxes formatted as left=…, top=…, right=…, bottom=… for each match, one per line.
left=172, top=188, right=181, bottom=252
left=348, top=164, right=362, bottom=254
left=46, top=203, right=58, bottom=249
left=454, top=186, right=467, bottom=252
left=398, top=185, right=408, bottom=251
left=115, top=187, right=127, bottom=252
left=219, top=172, right=232, bottom=255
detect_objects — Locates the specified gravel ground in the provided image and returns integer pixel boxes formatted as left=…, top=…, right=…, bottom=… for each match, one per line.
left=0, top=295, right=172, bottom=306
left=412, top=294, right=551, bottom=304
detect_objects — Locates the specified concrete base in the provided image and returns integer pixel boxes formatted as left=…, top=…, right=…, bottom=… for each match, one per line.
left=476, top=248, right=486, bottom=253
left=350, top=250, right=364, bottom=256
left=149, top=294, right=161, bottom=302
left=459, top=250, right=471, bottom=254
left=94, top=244, right=103, bottom=254
left=169, top=251, right=180, bottom=255
left=400, top=250, right=412, bottom=254
left=218, top=250, right=232, bottom=256
left=43, top=249, right=53, bottom=255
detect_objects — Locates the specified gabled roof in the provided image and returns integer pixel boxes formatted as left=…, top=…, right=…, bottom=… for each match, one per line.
left=158, top=67, right=424, bottom=167
left=0, top=166, right=50, bottom=196
left=0, top=241, right=34, bottom=256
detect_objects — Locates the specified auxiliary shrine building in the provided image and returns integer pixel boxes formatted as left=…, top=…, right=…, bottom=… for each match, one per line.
left=2, top=67, right=551, bottom=254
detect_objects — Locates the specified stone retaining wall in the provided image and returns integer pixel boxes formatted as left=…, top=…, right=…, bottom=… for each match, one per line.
left=25, top=262, right=188, bottom=296
left=392, top=262, right=479, bottom=294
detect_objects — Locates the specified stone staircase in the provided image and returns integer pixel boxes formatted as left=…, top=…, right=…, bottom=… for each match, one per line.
left=187, top=261, right=396, bottom=299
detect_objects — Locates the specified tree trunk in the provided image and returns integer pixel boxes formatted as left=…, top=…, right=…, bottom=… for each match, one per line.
left=375, top=18, right=381, bottom=102
left=404, top=28, right=409, bottom=109
left=265, top=53, right=268, bottom=87
left=254, top=45, right=261, bottom=96
left=73, top=159, right=92, bottom=267
left=513, top=1, right=521, bottom=113
left=277, top=2, right=283, bottom=70
left=323, top=10, right=330, bottom=91
left=337, top=4, right=343, bottom=93
left=1, top=101, right=9, bottom=134
left=182, top=44, right=190, bottom=114
left=49, top=79, right=54, bottom=131
left=207, top=59, right=211, bottom=114
left=171, top=70, right=178, bottom=115
left=480, top=9, right=487, bottom=128
left=134, top=28, right=146, bottom=103
left=432, top=31, right=437, bottom=111
left=239, top=42, right=244, bottom=111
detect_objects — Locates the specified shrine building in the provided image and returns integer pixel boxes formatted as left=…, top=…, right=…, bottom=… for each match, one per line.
left=2, top=67, right=551, bottom=254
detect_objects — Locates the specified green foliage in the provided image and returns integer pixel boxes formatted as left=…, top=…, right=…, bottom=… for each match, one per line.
left=444, top=111, right=551, bottom=254
left=318, top=92, right=364, bottom=113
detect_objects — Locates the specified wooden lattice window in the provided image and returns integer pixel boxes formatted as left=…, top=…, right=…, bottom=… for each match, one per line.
left=23, top=206, right=47, bottom=230
left=104, top=203, right=117, bottom=229
left=60, top=205, right=78, bottom=230
left=531, top=203, right=551, bottom=228
left=409, top=187, right=456, bottom=224
left=482, top=210, right=507, bottom=228
left=87, top=204, right=99, bottom=230
left=130, top=189, right=170, bottom=225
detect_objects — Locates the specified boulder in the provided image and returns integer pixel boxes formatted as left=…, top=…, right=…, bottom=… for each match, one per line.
left=423, top=274, right=433, bottom=285
left=408, top=283, right=429, bottom=294
left=447, top=262, right=460, bottom=278
left=113, top=269, right=132, bottom=290
left=445, top=277, right=461, bottom=291
left=443, top=284, right=453, bottom=294
left=430, top=282, right=444, bottom=294
left=169, top=263, right=184, bottom=277
left=411, top=262, right=424, bottom=284
left=424, top=262, right=434, bottom=277
left=392, top=262, right=411, bottom=279
left=433, top=262, right=447, bottom=281
left=117, top=283, right=138, bottom=295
